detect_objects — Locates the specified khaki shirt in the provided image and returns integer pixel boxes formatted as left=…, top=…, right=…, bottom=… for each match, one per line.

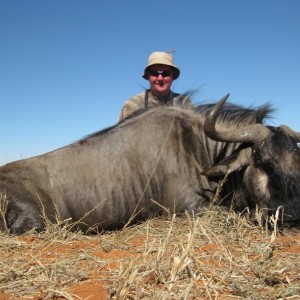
left=118, top=90, right=192, bottom=121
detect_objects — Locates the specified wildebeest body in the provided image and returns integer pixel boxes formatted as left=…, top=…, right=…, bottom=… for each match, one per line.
left=0, top=108, right=218, bottom=233
left=1, top=97, right=300, bottom=234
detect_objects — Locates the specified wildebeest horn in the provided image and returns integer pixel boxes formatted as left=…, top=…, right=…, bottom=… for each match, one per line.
left=279, top=125, right=300, bottom=143
left=204, top=94, right=271, bottom=143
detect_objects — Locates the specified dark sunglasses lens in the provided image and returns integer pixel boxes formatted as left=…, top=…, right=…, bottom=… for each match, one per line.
left=149, top=70, right=171, bottom=77
left=162, top=71, right=171, bottom=77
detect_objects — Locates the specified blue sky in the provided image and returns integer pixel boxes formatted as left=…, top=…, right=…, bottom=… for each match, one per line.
left=1, top=0, right=299, bottom=165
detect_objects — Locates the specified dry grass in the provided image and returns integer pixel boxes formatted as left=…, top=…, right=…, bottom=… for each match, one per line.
left=0, top=207, right=300, bottom=299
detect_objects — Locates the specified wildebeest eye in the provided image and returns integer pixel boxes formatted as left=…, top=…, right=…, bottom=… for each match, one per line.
left=252, top=150, right=262, bottom=165
left=252, top=148, right=275, bottom=171
left=253, top=149, right=262, bottom=165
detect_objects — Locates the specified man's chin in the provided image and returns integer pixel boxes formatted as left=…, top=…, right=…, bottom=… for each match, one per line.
left=154, top=88, right=169, bottom=95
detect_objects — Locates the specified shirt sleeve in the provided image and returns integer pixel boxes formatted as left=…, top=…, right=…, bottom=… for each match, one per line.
left=118, top=94, right=145, bottom=122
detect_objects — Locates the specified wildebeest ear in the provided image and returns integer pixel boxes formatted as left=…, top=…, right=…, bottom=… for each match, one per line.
left=202, top=148, right=251, bottom=177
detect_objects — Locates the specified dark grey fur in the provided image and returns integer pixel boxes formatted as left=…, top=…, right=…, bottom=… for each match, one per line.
left=1, top=97, right=299, bottom=234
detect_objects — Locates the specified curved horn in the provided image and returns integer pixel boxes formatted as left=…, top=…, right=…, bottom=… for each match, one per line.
left=279, top=125, right=300, bottom=143
left=204, top=94, right=271, bottom=143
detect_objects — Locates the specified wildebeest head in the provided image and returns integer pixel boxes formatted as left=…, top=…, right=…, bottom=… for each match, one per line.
left=203, top=94, right=300, bottom=224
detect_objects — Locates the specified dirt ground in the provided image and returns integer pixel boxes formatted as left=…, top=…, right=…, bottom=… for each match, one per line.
left=0, top=211, right=300, bottom=299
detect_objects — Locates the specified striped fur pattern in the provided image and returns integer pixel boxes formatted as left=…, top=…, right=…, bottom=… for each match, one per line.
left=1, top=99, right=300, bottom=234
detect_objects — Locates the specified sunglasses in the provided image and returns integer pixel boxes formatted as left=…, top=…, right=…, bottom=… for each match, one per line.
left=148, top=69, right=172, bottom=78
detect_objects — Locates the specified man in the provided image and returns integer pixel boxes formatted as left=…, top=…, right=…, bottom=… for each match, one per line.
left=118, top=51, right=192, bottom=121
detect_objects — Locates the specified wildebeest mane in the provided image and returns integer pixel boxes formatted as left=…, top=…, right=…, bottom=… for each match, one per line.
left=78, top=108, right=152, bottom=142
left=79, top=100, right=274, bottom=143
left=195, top=101, right=274, bottom=126
left=78, top=124, right=117, bottom=142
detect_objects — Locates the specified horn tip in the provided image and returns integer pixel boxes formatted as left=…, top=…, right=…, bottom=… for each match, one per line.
left=223, top=93, right=230, bottom=102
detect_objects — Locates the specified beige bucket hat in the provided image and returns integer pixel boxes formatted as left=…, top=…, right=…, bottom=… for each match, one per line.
left=143, top=51, right=180, bottom=80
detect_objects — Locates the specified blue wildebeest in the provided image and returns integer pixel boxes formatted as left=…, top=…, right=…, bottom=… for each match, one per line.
left=0, top=94, right=300, bottom=234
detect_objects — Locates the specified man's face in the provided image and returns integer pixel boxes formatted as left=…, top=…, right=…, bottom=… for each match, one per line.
left=148, top=64, right=174, bottom=97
